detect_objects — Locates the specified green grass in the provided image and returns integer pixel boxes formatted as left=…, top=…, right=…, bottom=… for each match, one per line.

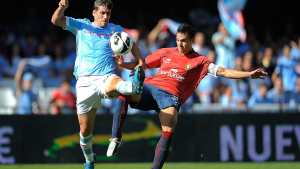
left=0, top=162, right=299, bottom=169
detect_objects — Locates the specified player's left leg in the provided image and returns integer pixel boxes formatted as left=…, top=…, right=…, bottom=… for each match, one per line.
left=107, top=84, right=158, bottom=157
left=105, top=66, right=145, bottom=97
left=151, top=106, right=178, bottom=169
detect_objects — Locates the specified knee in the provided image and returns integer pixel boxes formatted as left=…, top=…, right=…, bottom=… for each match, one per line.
left=80, top=125, right=93, bottom=137
left=162, top=126, right=175, bottom=132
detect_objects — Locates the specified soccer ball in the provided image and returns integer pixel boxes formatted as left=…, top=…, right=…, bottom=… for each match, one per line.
left=109, top=31, right=133, bottom=55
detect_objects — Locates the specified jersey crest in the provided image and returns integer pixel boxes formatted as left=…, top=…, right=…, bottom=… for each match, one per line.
left=185, top=63, right=192, bottom=70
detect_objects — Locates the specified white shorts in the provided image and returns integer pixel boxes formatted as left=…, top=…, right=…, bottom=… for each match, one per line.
left=76, top=74, right=120, bottom=114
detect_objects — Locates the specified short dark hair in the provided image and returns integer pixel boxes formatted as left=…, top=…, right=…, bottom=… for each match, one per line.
left=177, top=23, right=195, bottom=40
left=94, top=0, right=113, bottom=11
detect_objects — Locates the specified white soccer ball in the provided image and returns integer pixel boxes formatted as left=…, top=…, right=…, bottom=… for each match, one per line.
left=109, top=31, right=133, bottom=55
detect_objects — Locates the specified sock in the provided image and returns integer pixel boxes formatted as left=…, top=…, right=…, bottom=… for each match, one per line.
left=116, top=81, right=133, bottom=95
left=151, top=131, right=174, bottom=169
left=79, top=132, right=94, bottom=163
left=112, top=94, right=131, bottom=139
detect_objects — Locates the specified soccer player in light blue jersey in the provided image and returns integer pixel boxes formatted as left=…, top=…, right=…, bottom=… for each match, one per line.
left=51, top=0, right=145, bottom=168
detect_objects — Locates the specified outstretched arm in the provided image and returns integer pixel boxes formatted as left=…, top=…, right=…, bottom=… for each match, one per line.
left=216, top=67, right=268, bottom=79
left=51, top=0, right=69, bottom=27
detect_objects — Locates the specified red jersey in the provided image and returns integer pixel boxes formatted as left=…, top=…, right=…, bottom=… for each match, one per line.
left=144, top=47, right=212, bottom=105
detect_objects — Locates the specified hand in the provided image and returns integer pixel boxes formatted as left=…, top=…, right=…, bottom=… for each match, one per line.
left=129, top=63, right=144, bottom=77
left=112, top=54, right=124, bottom=66
left=59, top=0, right=69, bottom=9
left=249, top=69, right=268, bottom=79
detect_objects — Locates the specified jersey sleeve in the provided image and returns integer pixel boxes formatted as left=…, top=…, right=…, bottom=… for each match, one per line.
left=64, top=17, right=86, bottom=35
left=196, top=56, right=212, bottom=86
left=144, top=49, right=166, bottom=68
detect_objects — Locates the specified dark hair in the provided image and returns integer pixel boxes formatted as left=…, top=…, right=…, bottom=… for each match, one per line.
left=94, top=0, right=113, bottom=10
left=177, top=23, right=195, bottom=40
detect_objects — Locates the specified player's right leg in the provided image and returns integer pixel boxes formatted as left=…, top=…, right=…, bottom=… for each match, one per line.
left=76, top=76, right=105, bottom=169
left=78, top=108, right=97, bottom=169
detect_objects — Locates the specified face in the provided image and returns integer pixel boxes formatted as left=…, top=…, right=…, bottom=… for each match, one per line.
left=176, top=33, right=194, bottom=55
left=23, top=81, right=32, bottom=90
left=195, top=32, right=205, bottom=46
left=61, top=82, right=70, bottom=93
left=283, top=45, right=291, bottom=58
left=259, top=85, right=268, bottom=98
left=93, top=5, right=112, bottom=28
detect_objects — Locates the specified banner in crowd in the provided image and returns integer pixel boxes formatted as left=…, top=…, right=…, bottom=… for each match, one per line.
left=218, top=0, right=247, bottom=42
left=0, top=114, right=299, bottom=164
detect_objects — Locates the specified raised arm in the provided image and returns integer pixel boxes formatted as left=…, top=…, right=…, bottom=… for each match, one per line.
left=148, top=19, right=166, bottom=46
left=216, top=67, right=268, bottom=79
left=14, top=60, right=26, bottom=98
left=51, top=0, right=69, bottom=28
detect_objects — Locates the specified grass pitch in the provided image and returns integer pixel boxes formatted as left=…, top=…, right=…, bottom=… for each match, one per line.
left=0, top=162, right=299, bottom=169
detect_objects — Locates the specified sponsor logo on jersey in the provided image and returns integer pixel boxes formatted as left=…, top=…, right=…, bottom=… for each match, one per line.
left=161, top=69, right=185, bottom=81
left=185, top=63, right=192, bottom=70
left=165, top=59, right=171, bottom=63
left=110, top=26, right=116, bottom=33
left=84, top=30, right=111, bottom=37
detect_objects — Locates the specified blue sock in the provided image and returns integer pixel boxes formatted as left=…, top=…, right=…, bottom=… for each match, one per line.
left=112, top=95, right=130, bottom=139
left=79, top=132, right=94, bottom=162
left=116, top=81, right=133, bottom=95
left=151, top=131, right=174, bottom=169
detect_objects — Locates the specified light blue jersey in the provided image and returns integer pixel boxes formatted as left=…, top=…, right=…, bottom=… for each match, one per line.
left=275, top=56, right=299, bottom=91
left=64, top=17, right=125, bottom=77
left=212, top=32, right=236, bottom=69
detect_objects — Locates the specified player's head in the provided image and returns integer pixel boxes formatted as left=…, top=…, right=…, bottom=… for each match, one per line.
left=93, top=0, right=113, bottom=28
left=176, top=23, right=195, bottom=55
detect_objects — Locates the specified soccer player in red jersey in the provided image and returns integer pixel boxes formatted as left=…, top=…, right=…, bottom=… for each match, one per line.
left=107, top=23, right=267, bottom=169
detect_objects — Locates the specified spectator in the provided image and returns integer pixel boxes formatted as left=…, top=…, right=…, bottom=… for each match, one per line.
left=243, top=51, right=272, bottom=94
left=20, top=33, right=38, bottom=57
left=261, top=47, right=276, bottom=75
left=24, top=43, right=52, bottom=85
left=212, top=22, right=236, bottom=69
left=266, top=77, right=284, bottom=103
left=228, top=57, right=251, bottom=104
left=148, top=19, right=174, bottom=53
left=290, top=37, right=300, bottom=62
left=50, top=79, right=76, bottom=115
left=147, top=19, right=175, bottom=76
left=248, top=84, right=273, bottom=108
left=5, top=42, right=23, bottom=77
left=0, top=53, right=10, bottom=85
left=272, top=44, right=298, bottom=91
left=220, top=86, right=239, bottom=107
left=195, top=51, right=217, bottom=104
left=193, top=32, right=210, bottom=56
left=14, top=60, right=39, bottom=115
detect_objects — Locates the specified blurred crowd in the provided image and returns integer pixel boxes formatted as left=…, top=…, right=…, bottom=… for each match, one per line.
left=0, top=7, right=300, bottom=115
